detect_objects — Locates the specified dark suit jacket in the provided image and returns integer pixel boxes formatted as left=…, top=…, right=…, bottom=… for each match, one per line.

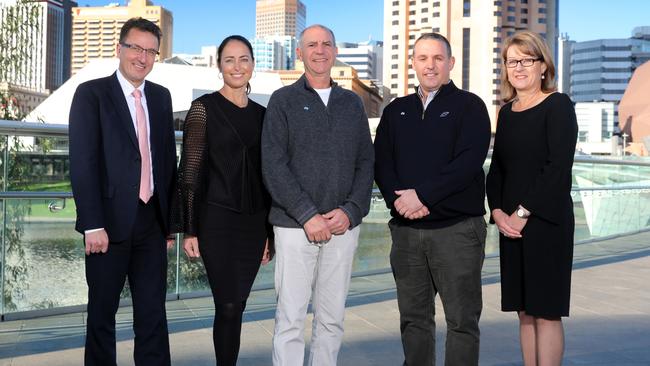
left=69, top=72, right=177, bottom=242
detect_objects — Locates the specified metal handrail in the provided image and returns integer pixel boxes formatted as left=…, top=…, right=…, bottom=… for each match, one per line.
left=0, top=119, right=184, bottom=141
left=0, top=192, right=73, bottom=199
left=3, top=119, right=650, bottom=166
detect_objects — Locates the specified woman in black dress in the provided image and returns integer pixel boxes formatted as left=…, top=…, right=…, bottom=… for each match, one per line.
left=175, top=35, right=272, bottom=365
left=486, top=31, right=577, bottom=366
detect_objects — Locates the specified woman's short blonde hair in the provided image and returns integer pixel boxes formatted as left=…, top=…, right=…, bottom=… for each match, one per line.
left=500, top=30, right=557, bottom=102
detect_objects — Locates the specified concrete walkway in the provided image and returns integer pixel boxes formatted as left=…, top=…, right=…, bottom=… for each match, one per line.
left=1, top=232, right=649, bottom=365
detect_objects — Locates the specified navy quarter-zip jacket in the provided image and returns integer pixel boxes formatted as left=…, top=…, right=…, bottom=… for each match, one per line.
left=374, top=80, right=491, bottom=229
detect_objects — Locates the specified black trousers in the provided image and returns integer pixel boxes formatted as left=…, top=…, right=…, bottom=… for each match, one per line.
left=389, top=217, right=486, bottom=366
left=84, top=199, right=170, bottom=366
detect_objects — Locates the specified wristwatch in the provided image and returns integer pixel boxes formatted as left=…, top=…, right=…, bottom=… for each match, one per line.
left=516, top=205, right=531, bottom=219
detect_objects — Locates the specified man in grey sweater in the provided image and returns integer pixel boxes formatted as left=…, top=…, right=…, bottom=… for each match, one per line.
left=261, top=24, right=374, bottom=366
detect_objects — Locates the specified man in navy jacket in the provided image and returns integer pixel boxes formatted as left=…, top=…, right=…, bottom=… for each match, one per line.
left=69, top=17, right=176, bottom=366
left=374, top=33, right=491, bottom=365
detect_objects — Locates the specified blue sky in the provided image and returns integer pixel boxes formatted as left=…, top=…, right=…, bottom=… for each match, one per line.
left=75, top=0, right=650, bottom=54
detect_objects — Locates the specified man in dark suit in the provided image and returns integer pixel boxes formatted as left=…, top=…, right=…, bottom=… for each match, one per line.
left=69, top=17, right=177, bottom=366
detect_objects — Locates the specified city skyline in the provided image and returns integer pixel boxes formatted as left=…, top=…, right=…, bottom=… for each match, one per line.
left=72, top=0, right=650, bottom=54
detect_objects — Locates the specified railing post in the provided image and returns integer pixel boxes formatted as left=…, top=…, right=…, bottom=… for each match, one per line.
left=1, top=134, right=9, bottom=318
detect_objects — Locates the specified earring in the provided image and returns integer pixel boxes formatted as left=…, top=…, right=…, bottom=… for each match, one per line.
left=541, top=74, right=545, bottom=79
left=218, top=72, right=223, bottom=80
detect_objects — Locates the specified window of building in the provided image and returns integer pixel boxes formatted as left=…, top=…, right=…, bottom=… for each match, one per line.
left=409, top=34, right=415, bottom=39
left=391, top=84, right=398, bottom=89
left=409, top=20, right=416, bottom=25
left=433, top=1, right=440, bottom=6
left=392, top=20, right=399, bottom=25
left=392, top=64, right=398, bottom=69
left=392, top=35, right=399, bottom=40
left=409, top=0, right=416, bottom=4
left=494, top=0, right=502, bottom=6
left=409, top=10, right=416, bottom=15
left=521, top=8, right=528, bottom=14
left=521, top=18, right=528, bottom=24
left=433, top=12, right=440, bottom=17
left=538, top=17, right=546, bottom=24
left=391, top=73, right=398, bottom=78
left=463, top=0, right=471, bottom=17
left=462, top=28, right=470, bottom=90
left=421, top=17, right=428, bottom=22
left=539, top=7, right=546, bottom=13
left=539, top=0, right=546, bottom=3
left=507, top=16, right=516, bottom=22
left=408, top=83, right=415, bottom=89
left=521, top=0, right=528, bottom=3
left=432, top=27, right=440, bottom=32
left=507, top=5, right=515, bottom=11
left=392, top=0, right=399, bottom=5
left=393, top=10, right=399, bottom=15
left=494, top=11, right=502, bottom=16
left=392, top=55, right=398, bottom=59
left=392, top=44, right=399, bottom=49
left=422, top=7, right=429, bottom=12
left=339, top=71, right=345, bottom=76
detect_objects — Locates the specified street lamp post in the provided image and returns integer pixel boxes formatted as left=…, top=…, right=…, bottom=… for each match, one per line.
left=622, top=133, right=628, bottom=156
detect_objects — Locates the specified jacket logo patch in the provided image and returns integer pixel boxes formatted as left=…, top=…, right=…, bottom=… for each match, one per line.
left=304, top=106, right=310, bottom=111
left=400, top=112, right=406, bottom=115
left=440, top=111, right=450, bottom=117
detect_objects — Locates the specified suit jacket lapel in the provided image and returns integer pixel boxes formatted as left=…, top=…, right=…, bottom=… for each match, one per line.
left=109, top=73, right=139, bottom=150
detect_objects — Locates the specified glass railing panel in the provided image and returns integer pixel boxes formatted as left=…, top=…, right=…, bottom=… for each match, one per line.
left=0, top=199, right=4, bottom=315
left=176, top=251, right=210, bottom=294
left=1, top=198, right=82, bottom=312
left=5, top=135, right=70, bottom=191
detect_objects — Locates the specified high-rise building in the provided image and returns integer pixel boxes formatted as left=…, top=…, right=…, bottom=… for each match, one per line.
left=570, top=26, right=650, bottom=104
left=382, top=0, right=558, bottom=127
left=252, top=35, right=296, bottom=71
left=255, top=0, right=306, bottom=38
left=0, top=0, right=76, bottom=93
left=337, top=40, right=383, bottom=81
left=70, top=0, right=173, bottom=75
left=253, top=0, right=304, bottom=71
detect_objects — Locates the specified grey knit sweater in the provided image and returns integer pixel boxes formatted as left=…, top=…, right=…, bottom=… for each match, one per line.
left=261, top=75, right=374, bottom=229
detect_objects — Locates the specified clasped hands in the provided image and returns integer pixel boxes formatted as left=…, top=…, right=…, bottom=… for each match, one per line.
left=303, top=208, right=351, bottom=244
left=394, top=189, right=429, bottom=220
left=492, top=208, right=527, bottom=239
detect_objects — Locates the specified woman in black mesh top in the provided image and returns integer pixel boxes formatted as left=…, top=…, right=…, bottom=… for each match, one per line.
left=174, top=35, right=272, bottom=365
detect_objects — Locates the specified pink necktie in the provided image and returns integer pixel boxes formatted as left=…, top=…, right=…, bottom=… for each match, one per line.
left=133, top=89, right=153, bottom=203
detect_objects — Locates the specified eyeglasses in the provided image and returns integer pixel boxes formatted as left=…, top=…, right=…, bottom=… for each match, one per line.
left=504, top=58, right=541, bottom=68
left=120, top=42, right=159, bottom=58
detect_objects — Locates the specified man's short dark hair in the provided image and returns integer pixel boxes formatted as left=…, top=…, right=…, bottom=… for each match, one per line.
left=119, top=17, right=162, bottom=45
left=413, top=33, right=452, bottom=58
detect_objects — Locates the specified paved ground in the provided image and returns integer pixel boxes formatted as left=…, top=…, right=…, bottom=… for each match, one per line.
left=1, top=232, right=649, bottom=365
